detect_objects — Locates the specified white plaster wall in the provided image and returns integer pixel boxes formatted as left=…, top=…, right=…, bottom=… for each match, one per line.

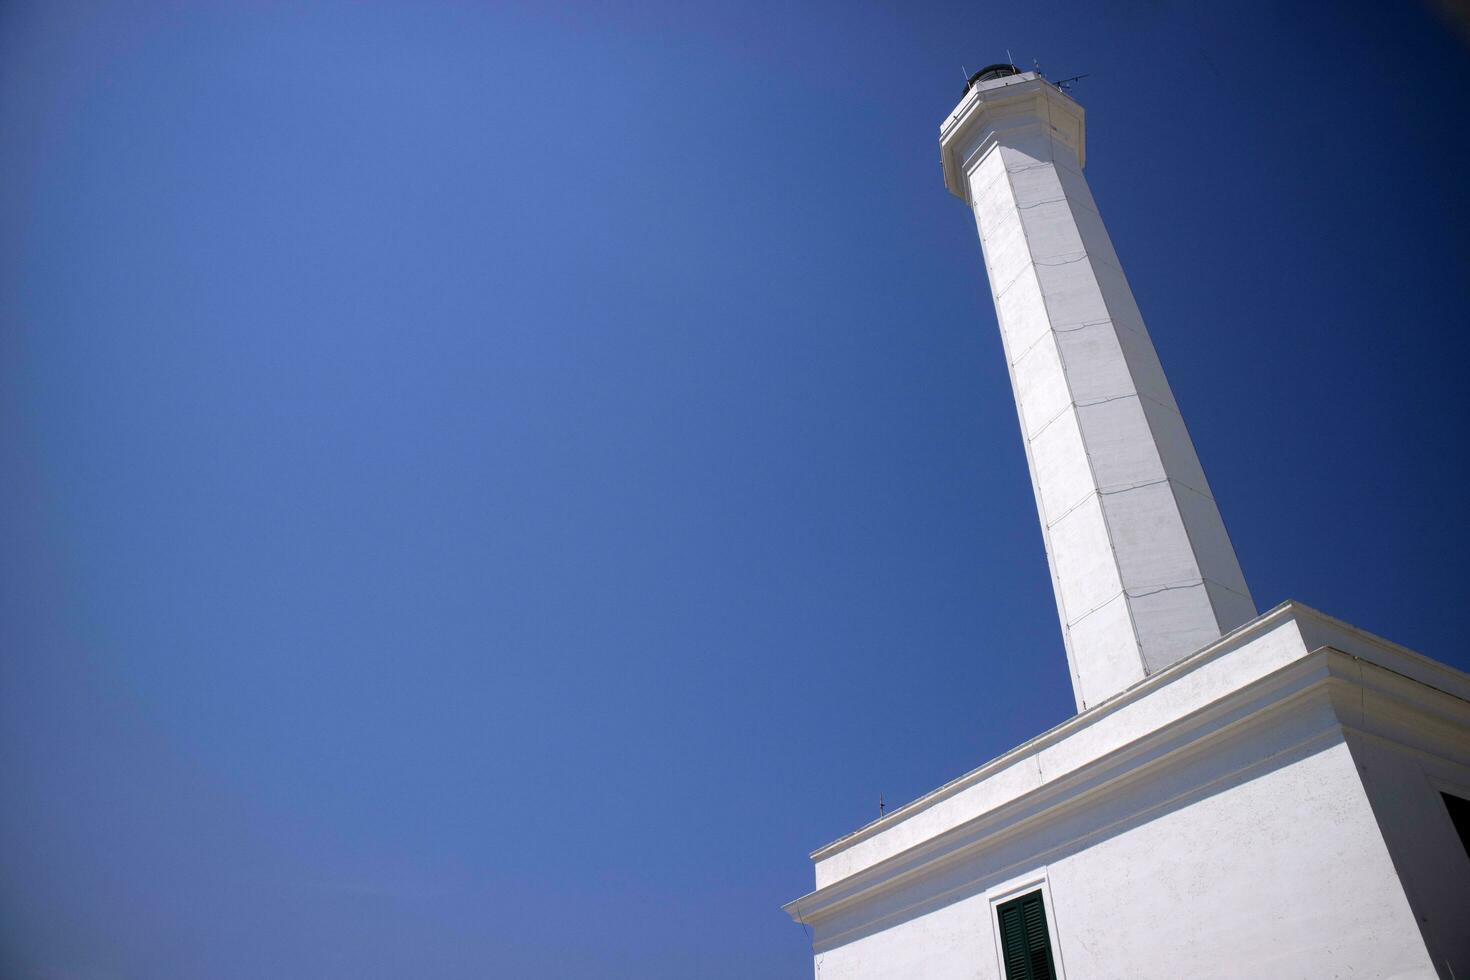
left=810, top=736, right=1436, bottom=980
left=1345, top=686, right=1470, bottom=978
left=1048, top=739, right=1430, bottom=979
left=813, top=897, right=986, bottom=980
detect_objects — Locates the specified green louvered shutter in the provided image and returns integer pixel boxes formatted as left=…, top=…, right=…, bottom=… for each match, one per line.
left=996, top=891, right=1056, bottom=980
left=1444, top=793, right=1470, bottom=860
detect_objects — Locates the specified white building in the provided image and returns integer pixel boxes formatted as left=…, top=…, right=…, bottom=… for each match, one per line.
left=784, top=66, right=1470, bottom=979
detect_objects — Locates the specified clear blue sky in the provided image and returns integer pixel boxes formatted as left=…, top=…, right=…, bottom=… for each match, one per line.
left=3, top=2, right=1468, bottom=977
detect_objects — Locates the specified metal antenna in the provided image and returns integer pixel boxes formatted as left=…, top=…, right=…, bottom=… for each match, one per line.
left=879, top=793, right=887, bottom=817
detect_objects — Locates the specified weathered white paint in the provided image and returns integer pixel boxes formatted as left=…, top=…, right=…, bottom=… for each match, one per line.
left=939, top=73, right=1254, bottom=710
left=787, top=602, right=1470, bottom=979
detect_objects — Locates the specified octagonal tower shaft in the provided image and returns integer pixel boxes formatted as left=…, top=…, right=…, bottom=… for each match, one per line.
left=940, top=73, right=1255, bottom=711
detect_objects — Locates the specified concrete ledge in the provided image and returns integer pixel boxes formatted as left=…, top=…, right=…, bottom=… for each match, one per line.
left=787, top=601, right=1469, bottom=914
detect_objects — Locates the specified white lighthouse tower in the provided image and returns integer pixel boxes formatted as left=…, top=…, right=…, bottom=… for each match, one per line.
left=785, top=66, right=1470, bottom=979
left=941, top=66, right=1253, bottom=712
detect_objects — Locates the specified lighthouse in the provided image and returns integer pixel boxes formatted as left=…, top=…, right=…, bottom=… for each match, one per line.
left=942, top=65, right=1253, bottom=711
left=784, top=67, right=1470, bottom=980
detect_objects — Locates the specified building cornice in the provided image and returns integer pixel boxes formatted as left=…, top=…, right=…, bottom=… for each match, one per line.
left=806, top=603, right=1296, bottom=863
left=786, top=600, right=1470, bottom=929
left=786, top=634, right=1470, bottom=933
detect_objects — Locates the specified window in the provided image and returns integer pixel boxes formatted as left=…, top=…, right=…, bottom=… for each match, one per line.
left=996, top=890, right=1057, bottom=980
left=1444, top=792, right=1470, bottom=861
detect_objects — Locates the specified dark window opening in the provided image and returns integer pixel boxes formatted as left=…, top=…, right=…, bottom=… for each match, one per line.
left=1443, top=792, right=1470, bottom=861
left=996, top=889, right=1057, bottom=980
